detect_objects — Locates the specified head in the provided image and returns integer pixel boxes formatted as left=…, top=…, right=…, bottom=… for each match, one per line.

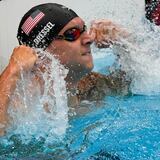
left=17, top=3, right=94, bottom=84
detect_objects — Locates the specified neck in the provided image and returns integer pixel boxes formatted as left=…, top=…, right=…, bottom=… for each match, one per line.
left=66, top=77, right=79, bottom=95
left=65, top=71, right=83, bottom=95
left=65, top=69, right=91, bottom=94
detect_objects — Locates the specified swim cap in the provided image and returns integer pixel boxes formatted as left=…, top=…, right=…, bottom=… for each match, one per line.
left=17, top=3, right=78, bottom=49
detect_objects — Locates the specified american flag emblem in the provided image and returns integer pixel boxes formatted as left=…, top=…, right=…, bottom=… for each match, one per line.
left=21, top=10, right=45, bottom=35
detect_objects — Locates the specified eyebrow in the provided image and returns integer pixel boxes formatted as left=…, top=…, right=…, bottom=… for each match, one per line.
left=65, top=24, right=86, bottom=31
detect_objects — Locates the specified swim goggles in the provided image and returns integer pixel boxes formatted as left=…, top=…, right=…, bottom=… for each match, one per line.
left=55, top=25, right=87, bottom=41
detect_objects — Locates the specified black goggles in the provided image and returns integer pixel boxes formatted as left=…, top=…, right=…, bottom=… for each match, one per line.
left=54, top=25, right=87, bottom=42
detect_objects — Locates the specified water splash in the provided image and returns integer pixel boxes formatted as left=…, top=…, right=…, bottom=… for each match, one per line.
left=6, top=49, right=69, bottom=144
left=112, top=21, right=160, bottom=95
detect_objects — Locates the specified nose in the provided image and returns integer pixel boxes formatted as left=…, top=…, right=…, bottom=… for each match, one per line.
left=81, top=31, right=94, bottom=46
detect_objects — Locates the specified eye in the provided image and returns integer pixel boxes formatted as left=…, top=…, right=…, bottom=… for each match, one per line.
left=67, top=28, right=77, bottom=34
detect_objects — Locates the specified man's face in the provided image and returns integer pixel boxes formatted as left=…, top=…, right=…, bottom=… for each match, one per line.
left=47, top=17, right=94, bottom=77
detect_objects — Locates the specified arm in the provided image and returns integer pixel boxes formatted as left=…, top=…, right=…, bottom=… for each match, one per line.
left=89, top=19, right=130, bottom=48
left=77, top=71, right=131, bottom=101
left=89, top=19, right=135, bottom=69
left=0, top=62, right=20, bottom=135
left=0, top=45, right=37, bottom=135
left=78, top=20, right=132, bottom=99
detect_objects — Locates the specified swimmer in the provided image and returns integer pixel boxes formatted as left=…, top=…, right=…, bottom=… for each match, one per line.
left=0, top=3, right=130, bottom=135
left=145, top=0, right=160, bottom=25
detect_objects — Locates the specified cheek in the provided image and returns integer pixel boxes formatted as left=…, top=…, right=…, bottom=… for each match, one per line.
left=67, top=43, right=81, bottom=54
left=56, top=49, right=80, bottom=65
left=62, top=44, right=81, bottom=62
left=51, top=41, right=82, bottom=64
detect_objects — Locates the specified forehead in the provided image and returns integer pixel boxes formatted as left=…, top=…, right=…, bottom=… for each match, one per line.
left=59, top=17, right=85, bottom=34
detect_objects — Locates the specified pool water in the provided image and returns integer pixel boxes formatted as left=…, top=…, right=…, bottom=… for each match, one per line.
left=1, top=94, right=160, bottom=159
left=1, top=50, right=160, bottom=160
left=67, top=95, right=160, bottom=160
left=1, top=0, right=160, bottom=159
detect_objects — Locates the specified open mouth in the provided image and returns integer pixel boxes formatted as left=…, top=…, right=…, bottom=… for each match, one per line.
left=81, top=51, right=91, bottom=56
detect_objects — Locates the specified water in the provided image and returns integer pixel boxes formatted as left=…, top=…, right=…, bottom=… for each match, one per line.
left=1, top=43, right=160, bottom=159
left=5, top=50, right=69, bottom=144
left=67, top=95, right=160, bottom=160
left=1, top=0, right=160, bottom=159
left=113, top=22, right=160, bottom=95
left=1, top=94, right=160, bottom=159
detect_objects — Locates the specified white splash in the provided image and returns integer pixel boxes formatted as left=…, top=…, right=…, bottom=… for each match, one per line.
left=113, top=21, right=160, bottom=95
left=7, top=49, right=69, bottom=143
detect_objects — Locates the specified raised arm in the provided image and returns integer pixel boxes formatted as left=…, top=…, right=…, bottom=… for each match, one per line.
left=0, top=45, right=37, bottom=135
left=77, top=20, right=132, bottom=100
left=89, top=19, right=130, bottom=48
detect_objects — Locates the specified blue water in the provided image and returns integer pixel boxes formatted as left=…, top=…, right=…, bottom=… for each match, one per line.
left=68, top=95, right=160, bottom=160
left=1, top=52, right=160, bottom=160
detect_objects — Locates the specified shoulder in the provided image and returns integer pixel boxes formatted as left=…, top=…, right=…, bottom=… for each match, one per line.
left=77, top=71, right=131, bottom=101
left=77, top=72, right=112, bottom=101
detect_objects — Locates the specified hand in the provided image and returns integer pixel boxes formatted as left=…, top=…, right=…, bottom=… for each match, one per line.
left=9, top=45, right=38, bottom=74
left=89, top=19, right=129, bottom=48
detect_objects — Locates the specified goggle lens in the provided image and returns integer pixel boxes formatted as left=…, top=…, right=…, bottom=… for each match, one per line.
left=55, top=25, right=87, bottom=42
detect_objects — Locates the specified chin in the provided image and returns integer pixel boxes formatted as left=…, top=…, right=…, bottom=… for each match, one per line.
left=84, top=63, right=94, bottom=74
left=87, top=62, right=94, bottom=71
